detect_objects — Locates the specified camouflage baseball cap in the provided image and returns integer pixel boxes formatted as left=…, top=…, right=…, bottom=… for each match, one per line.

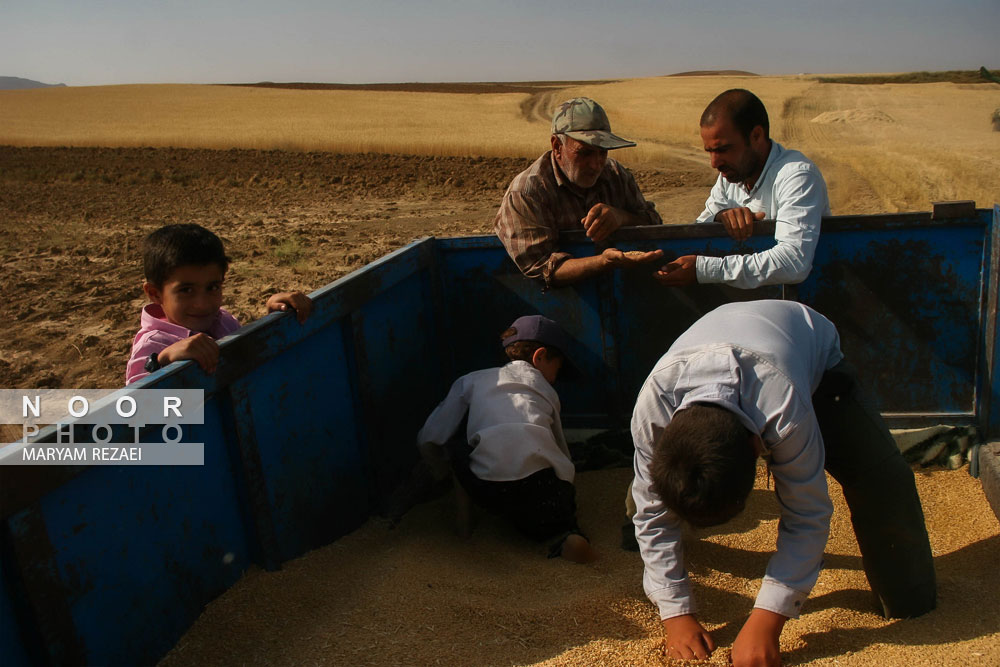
left=551, top=97, right=636, bottom=150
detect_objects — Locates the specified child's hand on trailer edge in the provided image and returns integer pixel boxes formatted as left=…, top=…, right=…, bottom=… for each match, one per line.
left=266, top=291, right=313, bottom=323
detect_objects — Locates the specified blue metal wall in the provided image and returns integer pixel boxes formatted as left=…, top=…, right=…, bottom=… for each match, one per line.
left=435, top=210, right=996, bottom=431
left=1, top=209, right=996, bottom=665
left=798, top=223, right=986, bottom=416
left=0, top=240, right=439, bottom=665
left=984, top=206, right=1000, bottom=439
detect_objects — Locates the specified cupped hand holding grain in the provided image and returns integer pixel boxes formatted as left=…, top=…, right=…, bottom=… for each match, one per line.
left=602, top=247, right=664, bottom=267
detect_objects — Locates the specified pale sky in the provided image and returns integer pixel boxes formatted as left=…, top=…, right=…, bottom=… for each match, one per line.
left=3, top=0, right=998, bottom=86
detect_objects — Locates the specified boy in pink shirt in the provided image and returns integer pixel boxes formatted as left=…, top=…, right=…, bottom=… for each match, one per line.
left=126, top=224, right=312, bottom=384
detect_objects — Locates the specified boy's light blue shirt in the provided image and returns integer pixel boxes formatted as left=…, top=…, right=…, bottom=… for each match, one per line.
left=631, top=300, right=843, bottom=621
left=695, top=141, right=830, bottom=289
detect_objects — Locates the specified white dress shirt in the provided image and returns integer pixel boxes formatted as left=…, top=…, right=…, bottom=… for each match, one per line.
left=417, top=360, right=574, bottom=483
left=696, top=141, right=830, bottom=289
left=631, top=300, right=843, bottom=620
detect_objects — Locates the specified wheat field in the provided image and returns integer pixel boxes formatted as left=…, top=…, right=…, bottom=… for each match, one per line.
left=1, top=75, right=998, bottom=212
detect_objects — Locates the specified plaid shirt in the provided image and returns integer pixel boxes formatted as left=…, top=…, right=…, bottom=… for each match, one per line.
left=494, top=151, right=662, bottom=285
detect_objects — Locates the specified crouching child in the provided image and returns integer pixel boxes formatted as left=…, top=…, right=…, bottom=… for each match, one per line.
left=412, top=315, right=597, bottom=563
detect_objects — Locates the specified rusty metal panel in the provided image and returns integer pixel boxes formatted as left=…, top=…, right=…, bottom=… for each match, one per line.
left=226, top=384, right=282, bottom=571
left=797, top=222, right=986, bottom=414
left=436, top=212, right=992, bottom=428
left=3, top=507, right=85, bottom=665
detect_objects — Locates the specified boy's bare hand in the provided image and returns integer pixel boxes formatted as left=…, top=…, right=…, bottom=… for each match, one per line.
left=266, top=291, right=313, bottom=323
left=661, top=614, right=715, bottom=661
left=732, top=608, right=786, bottom=667
left=159, top=333, right=220, bottom=374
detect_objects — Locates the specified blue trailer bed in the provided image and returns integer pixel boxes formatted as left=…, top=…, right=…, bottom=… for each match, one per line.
left=1, top=204, right=998, bottom=665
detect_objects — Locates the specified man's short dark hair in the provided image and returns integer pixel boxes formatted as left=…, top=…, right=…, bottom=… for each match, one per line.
left=650, top=403, right=757, bottom=527
left=700, top=89, right=770, bottom=143
left=142, top=223, right=230, bottom=287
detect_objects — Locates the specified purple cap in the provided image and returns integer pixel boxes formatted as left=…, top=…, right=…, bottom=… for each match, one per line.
left=502, top=315, right=567, bottom=349
left=502, top=315, right=581, bottom=379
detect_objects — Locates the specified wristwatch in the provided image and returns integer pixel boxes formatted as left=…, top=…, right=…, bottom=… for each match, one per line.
left=144, top=352, right=161, bottom=373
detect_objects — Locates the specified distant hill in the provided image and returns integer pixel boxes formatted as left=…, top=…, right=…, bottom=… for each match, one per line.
left=228, top=80, right=618, bottom=94
left=668, top=70, right=759, bottom=77
left=0, top=76, right=67, bottom=90
left=817, top=69, right=1000, bottom=85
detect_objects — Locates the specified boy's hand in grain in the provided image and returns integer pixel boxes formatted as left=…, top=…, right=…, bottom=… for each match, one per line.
left=661, top=614, right=715, bottom=661
left=732, top=608, right=786, bottom=667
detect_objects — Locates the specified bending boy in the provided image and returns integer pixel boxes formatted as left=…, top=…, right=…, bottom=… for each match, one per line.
left=126, top=223, right=312, bottom=384
left=631, top=300, right=934, bottom=666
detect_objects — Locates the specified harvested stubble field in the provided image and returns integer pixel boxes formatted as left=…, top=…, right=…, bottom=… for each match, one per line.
left=1, top=73, right=999, bottom=665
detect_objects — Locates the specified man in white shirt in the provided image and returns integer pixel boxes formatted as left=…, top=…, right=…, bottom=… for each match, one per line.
left=657, top=89, right=830, bottom=289
left=632, top=300, right=935, bottom=666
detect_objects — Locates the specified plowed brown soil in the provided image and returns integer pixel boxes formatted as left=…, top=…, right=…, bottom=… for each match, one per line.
left=0, top=145, right=711, bottom=391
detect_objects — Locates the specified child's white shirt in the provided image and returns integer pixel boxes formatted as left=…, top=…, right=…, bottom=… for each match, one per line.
left=417, top=360, right=573, bottom=483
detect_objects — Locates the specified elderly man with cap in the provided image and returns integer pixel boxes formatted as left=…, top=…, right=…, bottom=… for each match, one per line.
left=495, top=97, right=663, bottom=287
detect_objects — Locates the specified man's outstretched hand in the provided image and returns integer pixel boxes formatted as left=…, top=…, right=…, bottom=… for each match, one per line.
left=655, top=255, right=698, bottom=286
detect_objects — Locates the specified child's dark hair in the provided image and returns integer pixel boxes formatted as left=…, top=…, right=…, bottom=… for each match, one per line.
left=650, top=403, right=757, bottom=527
left=500, top=327, right=565, bottom=363
left=142, top=224, right=230, bottom=287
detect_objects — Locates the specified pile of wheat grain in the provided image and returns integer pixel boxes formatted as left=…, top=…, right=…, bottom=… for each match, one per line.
left=160, top=466, right=999, bottom=666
